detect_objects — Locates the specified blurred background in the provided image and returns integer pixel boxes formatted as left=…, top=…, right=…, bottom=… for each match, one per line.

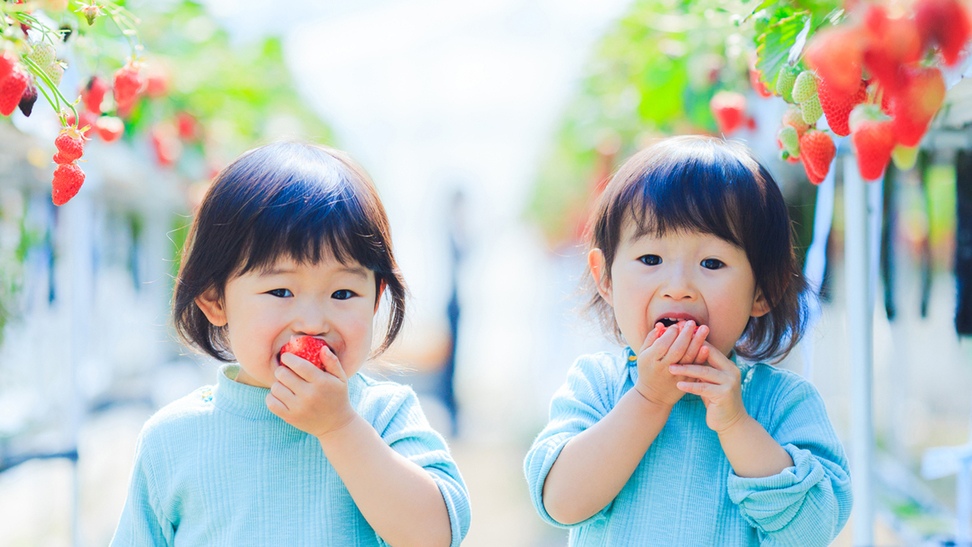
left=0, top=0, right=971, bottom=545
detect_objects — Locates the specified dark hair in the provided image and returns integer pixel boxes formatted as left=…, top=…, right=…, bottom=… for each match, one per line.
left=584, top=135, right=808, bottom=363
left=173, top=141, right=407, bottom=362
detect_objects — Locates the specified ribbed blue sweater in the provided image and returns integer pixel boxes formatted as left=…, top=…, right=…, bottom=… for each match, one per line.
left=524, top=348, right=852, bottom=546
left=110, top=364, right=470, bottom=546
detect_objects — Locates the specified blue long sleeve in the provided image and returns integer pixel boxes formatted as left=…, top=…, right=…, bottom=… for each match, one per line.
left=110, top=364, right=470, bottom=547
left=524, top=349, right=852, bottom=546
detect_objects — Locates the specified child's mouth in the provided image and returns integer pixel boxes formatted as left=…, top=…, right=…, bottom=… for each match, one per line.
left=656, top=316, right=704, bottom=328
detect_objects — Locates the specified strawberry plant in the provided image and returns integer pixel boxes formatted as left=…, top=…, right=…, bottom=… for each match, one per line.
left=1, top=0, right=144, bottom=205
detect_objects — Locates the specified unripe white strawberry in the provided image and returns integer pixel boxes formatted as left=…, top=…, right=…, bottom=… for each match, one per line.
left=791, top=70, right=819, bottom=104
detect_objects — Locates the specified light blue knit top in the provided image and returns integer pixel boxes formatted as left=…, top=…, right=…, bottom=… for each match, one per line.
left=110, top=364, right=470, bottom=547
left=524, top=348, right=852, bottom=546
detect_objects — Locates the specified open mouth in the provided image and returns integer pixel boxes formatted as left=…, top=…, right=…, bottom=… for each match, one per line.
left=656, top=316, right=703, bottom=328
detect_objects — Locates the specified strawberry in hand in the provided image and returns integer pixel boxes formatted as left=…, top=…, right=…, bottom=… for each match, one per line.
left=270, top=338, right=357, bottom=438
left=279, top=336, right=329, bottom=370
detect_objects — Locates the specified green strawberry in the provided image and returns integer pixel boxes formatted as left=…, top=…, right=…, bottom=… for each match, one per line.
left=801, top=94, right=823, bottom=125
left=791, top=71, right=819, bottom=104
left=778, top=125, right=800, bottom=155
left=27, top=42, right=55, bottom=70
left=891, top=144, right=919, bottom=171
left=775, top=65, right=800, bottom=102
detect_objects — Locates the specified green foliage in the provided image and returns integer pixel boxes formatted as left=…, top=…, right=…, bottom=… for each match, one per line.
left=528, top=0, right=847, bottom=244
left=530, top=0, right=755, bottom=244
left=126, top=1, right=333, bottom=176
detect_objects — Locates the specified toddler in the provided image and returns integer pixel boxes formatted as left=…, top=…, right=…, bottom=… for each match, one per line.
left=525, top=135, right=852, bottom=545
left=111, top=141, right=471, bottom=546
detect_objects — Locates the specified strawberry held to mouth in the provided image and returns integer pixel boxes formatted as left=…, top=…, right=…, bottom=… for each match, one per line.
left=279, top=336, right=328, bottom=369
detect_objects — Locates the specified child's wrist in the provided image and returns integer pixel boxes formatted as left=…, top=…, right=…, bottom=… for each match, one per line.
left=314, top=410, right=361, bottom=444
left=632, top=383, right=675, bottom=412
left=713, top=411, right=753, bottom=437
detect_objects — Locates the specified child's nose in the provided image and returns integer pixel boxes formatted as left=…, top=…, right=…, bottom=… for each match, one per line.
left=661, top=270, right=697, bottom=300
left=293, top=303, right=330, bottom=335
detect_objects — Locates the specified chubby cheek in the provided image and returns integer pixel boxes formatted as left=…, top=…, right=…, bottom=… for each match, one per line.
left=337, top=314, right=376, bottom=375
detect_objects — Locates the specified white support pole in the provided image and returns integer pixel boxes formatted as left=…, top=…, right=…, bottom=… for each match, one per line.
left=845, top=156, right=874, bottom=546
left=65, top=191, right=94, bottom=547
left=958, top=462, right=972, bottom=546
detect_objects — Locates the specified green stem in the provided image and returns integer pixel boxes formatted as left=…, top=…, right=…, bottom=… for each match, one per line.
left=21, top=56, right=78, bottom=123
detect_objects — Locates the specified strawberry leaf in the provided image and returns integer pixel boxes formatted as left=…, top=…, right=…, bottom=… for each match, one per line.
left=755, top=10, right=809, bottom=93
left=787, top=16, right=812, bottom=65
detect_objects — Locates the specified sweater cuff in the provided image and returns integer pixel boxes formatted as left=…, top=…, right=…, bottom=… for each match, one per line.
left=726, top=443, right=826, bottom=532
left=524, top=433, right=610, bottom=529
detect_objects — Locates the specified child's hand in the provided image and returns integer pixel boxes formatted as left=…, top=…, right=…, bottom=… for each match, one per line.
left=266, top=345, right=357, bottom=439
left=668, top=343, right=748, bottom=433
left=633, top=320, right=708, bottom=408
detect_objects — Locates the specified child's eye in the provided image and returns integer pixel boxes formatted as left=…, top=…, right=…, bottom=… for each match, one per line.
left=267, top=288, right=293, bottom=298
left=332, top=289, right=356, bottom=300
left=639, top=255, right=661, bottom=266
left=701, top=258, right=725, bottom=270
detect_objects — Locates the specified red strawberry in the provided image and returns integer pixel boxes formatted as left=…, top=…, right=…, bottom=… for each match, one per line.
left=915, top=0, right=972, bottom=66
left=113, top=61, right=145, bottom=112
left=0, top=50, right=17, bottom=80
left=749, top=66, right=772, bottom=98
left=710, top=91, right=747, bottom=134
left=850, top=105, right=896, bottom=181
left=889, top=66, right=946, bottom=146
left=55, top=127, right=86, bottom=162
left=0, top=67, right=29, bottom=116
left=800, top=129, right=836, bottom=184
left=52, top=162, right=84, bottom=205
left=176, top=111, right=199, bottom=141
left=819, top=79, right=867, bottom=137
left=862, top=5, right=923, bottom=95
left=53, top=151, right=71, bottom=164
left=279, top=336, right=328, bottom=369
left=81, top=75, right=109, bottom=114
left=806, top=26, right=865, bottom=97
left=95, top=116, right=124, bottom=142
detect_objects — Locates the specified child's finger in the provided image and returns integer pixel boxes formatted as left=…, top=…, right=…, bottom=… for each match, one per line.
left=668, top=364, right=725, bottom=385
left=320, top=345, right=348, bottom=383
left=679, top=324, right=709, bottom=364
left=279, top=353, right=317, bottom=383
left=639, top=322, right=668, bottom=353
left=695, top=344, right=710, bottom=365
left=265, top=393, right=289, bottom=416
left=703, top=342, right=735, bottom=372
left=663, top=321, right=696, bottom=362
left=640, top=324, right=679, bottom=361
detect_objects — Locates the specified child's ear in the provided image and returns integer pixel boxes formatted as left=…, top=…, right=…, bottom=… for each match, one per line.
left=195, top=287, right=228, bottom=327
left=588, top=248, right=614, bottom=306
left=374, top=280, right=386, bottom=314
left=750, top=289, right=770, bottom=318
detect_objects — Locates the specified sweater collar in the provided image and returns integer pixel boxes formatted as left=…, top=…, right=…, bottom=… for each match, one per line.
left=211, top=364, right=366, bottom=420
left=212, top=364, right=276, bottom=420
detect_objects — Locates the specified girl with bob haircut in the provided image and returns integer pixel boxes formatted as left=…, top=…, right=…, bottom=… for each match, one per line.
left=111, top=141, right=470, bottom=547
left=525, top=136, right=852, bottom=545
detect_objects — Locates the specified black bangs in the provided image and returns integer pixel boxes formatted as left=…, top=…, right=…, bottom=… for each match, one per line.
left=626, top=139, right=759, bottom=248
left=204, top=143, right=388, bottom=282
left=173, top=141, right=409, bottom=362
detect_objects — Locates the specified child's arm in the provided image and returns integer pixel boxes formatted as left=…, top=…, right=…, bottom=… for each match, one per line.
left=268, top=349, right=456, bottom=547
left=671, top=345, right=852, bottom=545
left=540, top=322, right=708, bottom=525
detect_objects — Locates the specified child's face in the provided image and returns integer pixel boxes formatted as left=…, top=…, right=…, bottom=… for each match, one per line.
left=591, top=222, right=769, bottom=357
left=195, top=254, right=379, bottom=388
